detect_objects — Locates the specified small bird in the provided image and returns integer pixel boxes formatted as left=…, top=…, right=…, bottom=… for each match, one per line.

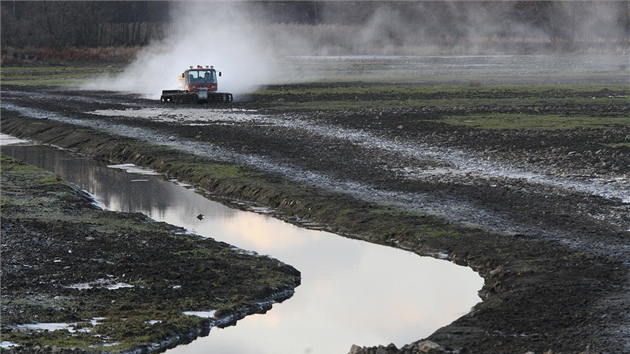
left=197, top=214, right=204, bottom=220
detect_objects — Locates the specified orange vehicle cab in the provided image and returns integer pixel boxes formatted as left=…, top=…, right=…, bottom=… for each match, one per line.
left=179, top=65, right=220, bottom=100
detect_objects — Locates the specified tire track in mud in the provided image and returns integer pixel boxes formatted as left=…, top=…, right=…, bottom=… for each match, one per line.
left=265, top=114, right=630, bottom=203
left=3, top=88, right=630, bottom=352
left=260, top=114, right=630, bottom=254
left=3, top=99, right=629, bottom=265
left=3, top=101, right=516, bottom=232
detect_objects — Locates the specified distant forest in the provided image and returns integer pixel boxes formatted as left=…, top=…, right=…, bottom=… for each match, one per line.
left=2, top=1, right=628, bottom=55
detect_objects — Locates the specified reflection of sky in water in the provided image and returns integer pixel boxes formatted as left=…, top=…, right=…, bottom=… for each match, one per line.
left=1, top=143, right=483, bottom=354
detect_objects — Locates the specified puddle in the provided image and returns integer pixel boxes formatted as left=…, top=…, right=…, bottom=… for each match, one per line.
left=15, top=318, right=106, bottom=334
left=89, top=107, right=267, bottom=126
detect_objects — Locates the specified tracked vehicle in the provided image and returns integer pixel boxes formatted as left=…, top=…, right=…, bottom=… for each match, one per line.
left=161, top=65, right=233, bottom=103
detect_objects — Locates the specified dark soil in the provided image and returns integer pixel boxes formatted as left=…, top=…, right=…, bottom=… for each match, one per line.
left=0, top=153, right=301, bottom=353
left=1, top=78, right=629, bottom=354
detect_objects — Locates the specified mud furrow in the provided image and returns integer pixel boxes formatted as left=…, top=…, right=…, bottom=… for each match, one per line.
left=3, top=99, right=629, bottom=264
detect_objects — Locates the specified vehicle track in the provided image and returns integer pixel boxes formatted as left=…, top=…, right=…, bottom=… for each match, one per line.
left=2, top=86, right=630, bottom=352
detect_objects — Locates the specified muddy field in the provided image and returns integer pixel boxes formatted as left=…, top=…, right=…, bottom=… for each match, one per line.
left=2, top=56, right=630, bottom=353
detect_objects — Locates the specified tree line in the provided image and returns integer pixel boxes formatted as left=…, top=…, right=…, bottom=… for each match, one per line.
left=1, top=2, right=170, bottom=49
left=2, top=1, right=628, bottom=53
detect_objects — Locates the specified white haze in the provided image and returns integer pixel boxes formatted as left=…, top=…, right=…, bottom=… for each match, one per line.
left=84, top=2, right=278, bottom=99
left=84, top=1, right=627, bottom=99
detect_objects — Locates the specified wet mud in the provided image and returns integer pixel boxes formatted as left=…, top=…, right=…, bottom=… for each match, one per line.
left=1, top=78, right=629, bottom=353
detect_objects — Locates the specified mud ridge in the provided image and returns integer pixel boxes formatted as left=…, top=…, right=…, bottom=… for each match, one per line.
left=2, top=82, right=630, bottom=353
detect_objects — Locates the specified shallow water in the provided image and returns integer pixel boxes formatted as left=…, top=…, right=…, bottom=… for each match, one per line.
left=1, top=137, right=483, bottom=353
left=4, top=93, right=627, bottom=239
left=88, top=106, right=630, bottom=204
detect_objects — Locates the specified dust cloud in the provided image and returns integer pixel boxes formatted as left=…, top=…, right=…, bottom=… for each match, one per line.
left=84, top=2, right=279, bottom=99
left=84, top=1, right=627, bottom=99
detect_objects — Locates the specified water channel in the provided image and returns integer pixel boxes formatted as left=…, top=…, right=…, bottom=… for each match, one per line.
left=1, top=136, right=483, bottom=353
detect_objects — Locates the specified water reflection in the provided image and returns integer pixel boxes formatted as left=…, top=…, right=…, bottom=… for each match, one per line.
left=1, top=141, right=483, bottom=353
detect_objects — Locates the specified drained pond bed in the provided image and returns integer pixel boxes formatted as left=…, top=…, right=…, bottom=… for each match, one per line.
left=2, top=55, right=630, bottom=352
